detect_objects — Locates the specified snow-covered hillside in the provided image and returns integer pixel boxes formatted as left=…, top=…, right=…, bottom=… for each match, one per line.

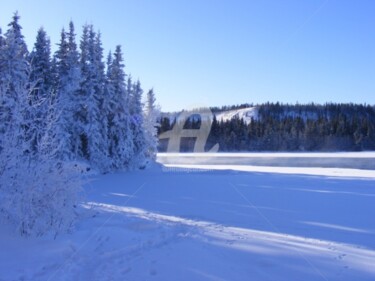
left=215, top=106, right=258, bottom=124
left=1, top=153, right=375, bottom=280
left=161, top=106, right=258, bottom=124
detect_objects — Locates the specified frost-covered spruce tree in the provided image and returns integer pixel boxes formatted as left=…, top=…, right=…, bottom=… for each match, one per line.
left=129, top=79, right=147, bottom=168
left=79, top=25, right=109, bottom=172
left=77, top=24, right=91, bottom=159
left=103, top=52, right=116, bottom=164
left=94, top=36, right=109, bottom=134
left=0, top=12, right=30, bottom=232
left=52, top=22, right=82, bottom=160
left=0, top=12, right=29, bottom=89
left=106, top=46, right=134, bottom=170
left=143, top=88, right=160, bottom=161
left=29, top=28, right=52, bottom=101
left=104, top=54, right=113, bottom=134
left=93, top=31, right=111, bottom=171
left=0, top=12, right=29, bottom=154
left=28, top=27, right=53, bottom=154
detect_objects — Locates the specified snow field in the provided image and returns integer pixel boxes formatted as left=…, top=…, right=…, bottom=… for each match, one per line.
left=1, top=154, right=375, bottom=280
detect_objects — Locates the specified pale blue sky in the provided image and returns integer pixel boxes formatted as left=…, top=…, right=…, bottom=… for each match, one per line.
left=1, top=0, right=374, bottom=111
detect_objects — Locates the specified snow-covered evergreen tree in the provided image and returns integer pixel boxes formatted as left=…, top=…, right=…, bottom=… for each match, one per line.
left=79, top=25, right=109, bottom=172
left=143, top=88, right=160, bottom=161
left=129, top=79, right=147, bottom=167
left=0, top=12, right=31, bottom=233
left=52, top=22, right=82, bottom=160
left=106, top=46, right=134, bottom=170
left=0, top=12, right=29, bottom=154
left=27, top=27, right=53, bottom=153
left=0, top=12, right=29, bottom=89
left=29, top=28, right=52, bottom=101
left=103, top=52, right=116, bottom=166
left=93, top=31, right=111, bottom=171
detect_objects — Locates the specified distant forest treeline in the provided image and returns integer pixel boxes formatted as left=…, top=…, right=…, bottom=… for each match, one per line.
left=158, top=103, right=375, bottom=152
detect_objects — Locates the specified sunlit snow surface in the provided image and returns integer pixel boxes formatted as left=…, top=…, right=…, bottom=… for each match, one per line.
left=1, top=153, right=375, bottom=281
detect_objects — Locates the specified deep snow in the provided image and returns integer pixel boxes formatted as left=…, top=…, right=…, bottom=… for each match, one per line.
left=1, top=153, right=375, bottom=281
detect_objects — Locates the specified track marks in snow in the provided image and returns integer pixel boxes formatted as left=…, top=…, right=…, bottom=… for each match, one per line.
left=89, top=201, right=375, bottom=280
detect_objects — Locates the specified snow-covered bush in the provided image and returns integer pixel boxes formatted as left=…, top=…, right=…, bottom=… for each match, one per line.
left=0, top=145, right=83, bottom=237
left=143, top=89, right=160, bottom=162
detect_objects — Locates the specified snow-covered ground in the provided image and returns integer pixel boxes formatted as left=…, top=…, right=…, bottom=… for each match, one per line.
left=1, top=153, right=375, bottom=281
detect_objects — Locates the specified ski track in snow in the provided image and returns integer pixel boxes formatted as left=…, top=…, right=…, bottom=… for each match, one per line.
left=1, top=154, right=375, bottom=281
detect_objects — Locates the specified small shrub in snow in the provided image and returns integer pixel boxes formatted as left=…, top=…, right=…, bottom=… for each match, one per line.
left=0, top=154, right=83, bottom=237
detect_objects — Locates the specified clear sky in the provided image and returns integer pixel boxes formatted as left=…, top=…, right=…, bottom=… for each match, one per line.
left=1, top=0, right=374, bottom=111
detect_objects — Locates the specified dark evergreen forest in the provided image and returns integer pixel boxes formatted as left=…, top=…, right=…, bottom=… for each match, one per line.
left=158, top=103, right=375, bottom=152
